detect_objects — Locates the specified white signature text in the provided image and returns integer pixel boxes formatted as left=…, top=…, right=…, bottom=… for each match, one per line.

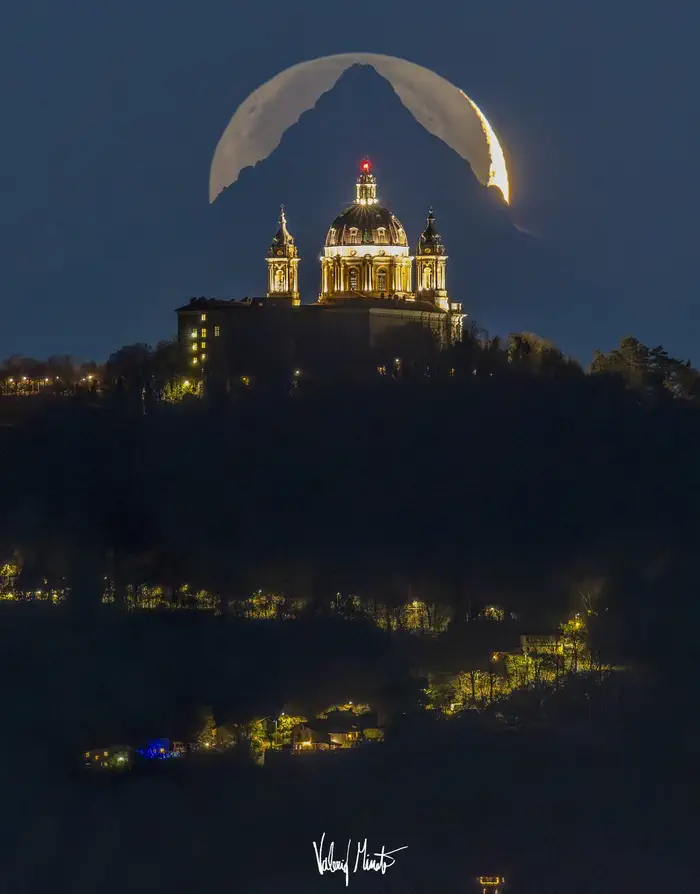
left=312, top=832, right=408, bottom=886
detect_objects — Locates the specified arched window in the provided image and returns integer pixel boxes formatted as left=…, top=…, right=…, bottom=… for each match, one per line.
left=376, top=227, right=387, bottom=244
left=328, top=228, right=337, bottom=245
left=422, top=266, right=433, bottom=290
left=377, top=268, right=387, bottom=293
left=275, top=268, right=285, bottom=290
left=349, top=267, right=359, bottom=291
left=348, top=227, right=360, bottom=245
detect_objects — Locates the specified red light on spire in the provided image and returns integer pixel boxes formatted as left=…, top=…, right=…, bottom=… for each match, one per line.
left=361, top=158, right=371, bottom=173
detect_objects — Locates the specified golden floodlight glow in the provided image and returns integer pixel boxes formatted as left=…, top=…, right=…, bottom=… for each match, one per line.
left=461, top=92, right=510, bottom=204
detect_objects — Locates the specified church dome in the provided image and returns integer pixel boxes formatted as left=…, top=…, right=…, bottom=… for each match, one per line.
left=324, top=160, right=408, bottom=249
left=326, top=205, right=408, bottom=248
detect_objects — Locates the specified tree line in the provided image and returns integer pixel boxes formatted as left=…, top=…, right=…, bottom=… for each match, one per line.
left=2, top=329, right=700, bottom=402
left=0, top=324, right=696, bottom=679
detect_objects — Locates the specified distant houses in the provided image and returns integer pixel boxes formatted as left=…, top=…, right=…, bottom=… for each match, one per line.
left=80, top=618, right=592, bottom=774
left=84, top=738, right=186, bottom=771
left=520, top=633, right=562, bottom=655
left=84, top=745, right=133, bottom=770
left=82, top=706, right=386, bottom=772
left=290, top=711, right=384, bottom=753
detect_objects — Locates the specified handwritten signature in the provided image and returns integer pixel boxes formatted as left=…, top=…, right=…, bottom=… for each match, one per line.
left=313, top=832, right=408, bottom=886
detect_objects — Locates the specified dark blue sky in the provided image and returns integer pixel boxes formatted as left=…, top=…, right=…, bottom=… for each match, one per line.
left=1, top=0, right=697, bottom=363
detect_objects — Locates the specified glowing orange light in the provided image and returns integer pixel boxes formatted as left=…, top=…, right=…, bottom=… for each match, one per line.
left=361, top=159, right=371, bottom=173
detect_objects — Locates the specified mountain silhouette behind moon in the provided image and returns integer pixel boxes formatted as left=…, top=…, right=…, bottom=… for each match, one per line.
left=208, top=53, right=503, bottom=203
left=169, top=66, right=619, bottom=361
left=0, top=65, right=623, bottom=365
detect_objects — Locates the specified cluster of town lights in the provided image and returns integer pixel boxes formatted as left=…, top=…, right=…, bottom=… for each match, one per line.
left=5, top=375, right=93, bottom=385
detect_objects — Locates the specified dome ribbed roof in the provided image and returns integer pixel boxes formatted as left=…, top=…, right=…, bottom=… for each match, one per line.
left=325, top=161, right=408, bottom=249
left=325, top=205, right=408, bottom=248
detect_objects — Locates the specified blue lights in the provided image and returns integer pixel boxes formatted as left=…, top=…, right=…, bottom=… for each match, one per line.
left=136, top=738, right=183, bottom=760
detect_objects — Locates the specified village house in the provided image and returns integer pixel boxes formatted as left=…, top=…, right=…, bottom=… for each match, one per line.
left=290, top=711, right=384, bottom=753
left=84, top=745, right=133, bottom=769
left=520, top=633, right=562, bottom=655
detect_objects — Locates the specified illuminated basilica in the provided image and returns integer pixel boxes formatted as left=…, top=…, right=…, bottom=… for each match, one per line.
left=177, top=160, right=465, bottom=384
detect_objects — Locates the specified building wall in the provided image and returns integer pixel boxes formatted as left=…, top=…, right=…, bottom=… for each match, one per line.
left=176, top=298, right=461, bottom=387
left=368, top=309, right=449, bottom=355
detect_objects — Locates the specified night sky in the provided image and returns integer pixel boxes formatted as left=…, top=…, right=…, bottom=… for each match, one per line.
left=2, top=0, right=697, bottom=363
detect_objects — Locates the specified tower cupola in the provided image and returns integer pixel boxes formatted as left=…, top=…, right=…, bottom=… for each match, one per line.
left=266, top=205, right=300, bottom=304
left=415, top=207, right=449, bottom=310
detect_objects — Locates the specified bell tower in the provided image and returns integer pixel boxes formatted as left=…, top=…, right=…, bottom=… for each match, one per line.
left=415, top=208, right=448, bottom=311
left=266, top=205, right=300, bottom=305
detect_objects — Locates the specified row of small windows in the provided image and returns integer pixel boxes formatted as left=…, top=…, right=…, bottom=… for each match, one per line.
left=349, top=226, right=387, bottom=245
left=329, top=227, right=388, bottom=246
left=189, top=319, right=216, bottom=366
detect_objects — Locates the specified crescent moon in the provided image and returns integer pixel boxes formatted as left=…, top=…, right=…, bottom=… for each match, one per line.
left=209, top=53, right=510, bottom=205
